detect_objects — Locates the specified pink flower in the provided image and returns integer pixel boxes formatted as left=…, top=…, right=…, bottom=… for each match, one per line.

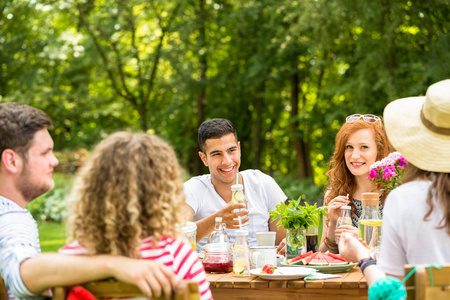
left=367, top=152, right=408, bottom=191
left=368, top=167, right=379, bottom=180
left=397, top=157, right=408, bottom=169
left=382, top=165, right=397, bottom=181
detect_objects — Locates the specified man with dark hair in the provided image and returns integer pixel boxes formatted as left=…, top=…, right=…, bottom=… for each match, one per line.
left=184, top=118, right=287, bottom=249
left=0, top=103, right=177, bottom=300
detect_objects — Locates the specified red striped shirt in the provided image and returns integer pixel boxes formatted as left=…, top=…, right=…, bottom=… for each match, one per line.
left=59, top=237, right=212, bottom=300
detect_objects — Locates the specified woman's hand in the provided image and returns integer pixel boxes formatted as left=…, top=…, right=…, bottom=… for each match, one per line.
left=327, top=195, right=350, bottom=223
left=338, top=232, right=371, bottom=262
left=335, top=225, right=358, bottom=241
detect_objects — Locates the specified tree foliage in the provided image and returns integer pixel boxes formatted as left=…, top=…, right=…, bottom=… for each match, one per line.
left=1, top=0, right=449, bottom=190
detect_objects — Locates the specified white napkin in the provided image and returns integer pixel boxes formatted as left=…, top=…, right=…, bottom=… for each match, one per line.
left=304, top=272, right=341, bottom=281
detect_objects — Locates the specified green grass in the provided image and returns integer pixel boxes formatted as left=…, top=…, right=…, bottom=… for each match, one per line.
left=38, top=221, right=67, bottom=252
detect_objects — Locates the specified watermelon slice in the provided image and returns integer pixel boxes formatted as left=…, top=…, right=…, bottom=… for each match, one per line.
left=326, top=252, right=347, bottom=263
left=301, top=252, right=319, bottom=265
left=308, top=252, right=330, bottom=266
left=287, top=252, right=349, bottom=266
left=287, top=251, right=313, bottom=265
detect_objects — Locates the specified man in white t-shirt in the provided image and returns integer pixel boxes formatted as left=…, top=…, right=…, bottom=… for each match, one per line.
left=0, top=103, right=177, bottom=300
left=183, top=118, right=287, bottom=249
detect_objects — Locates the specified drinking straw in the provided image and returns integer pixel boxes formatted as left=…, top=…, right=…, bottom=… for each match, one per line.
left=238, top=216, right=243, bottom=230
left=236, top=173, right=239, bottom=185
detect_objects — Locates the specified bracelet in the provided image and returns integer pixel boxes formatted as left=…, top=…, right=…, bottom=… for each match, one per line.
left=358, top=257, right=377, bottom=273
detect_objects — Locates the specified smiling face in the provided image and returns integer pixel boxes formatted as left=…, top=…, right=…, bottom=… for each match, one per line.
left=199, top=133, right=241, bottom=187
left=17, top=129, right=59, bottom=204
left=344, top=129, right=377, bottom=178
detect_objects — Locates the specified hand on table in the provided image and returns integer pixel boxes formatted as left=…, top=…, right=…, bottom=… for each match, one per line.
left=327, top=195, right=350, bottom=223
left=338, top=232, right=371, bottom=262
left=276, top=238, right=286, bottom=255
left=219, top=202, right=249, bottom=229
left=335, top=225, right=359, bottom=241
left=110, top=257, right=178, bottom=300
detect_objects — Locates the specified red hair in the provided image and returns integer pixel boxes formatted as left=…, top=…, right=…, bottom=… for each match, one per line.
left=325, top=118, right=392, bottom=206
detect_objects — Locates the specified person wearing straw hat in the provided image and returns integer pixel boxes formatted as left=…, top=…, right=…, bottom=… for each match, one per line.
left=377, top=79, right=450, bottom=277
left=337, top=79, right=450, bottom=300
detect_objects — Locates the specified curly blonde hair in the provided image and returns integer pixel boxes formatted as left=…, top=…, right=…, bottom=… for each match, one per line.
left=67, top=132, right=184, bottom=258
left=325, top=118, right=392, bottom=206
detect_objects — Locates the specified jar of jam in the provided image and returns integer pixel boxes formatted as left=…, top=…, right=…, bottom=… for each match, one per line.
left=202, top=243, right=233, bottom=273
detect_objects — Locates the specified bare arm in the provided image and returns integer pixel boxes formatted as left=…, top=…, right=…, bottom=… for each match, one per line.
left=362, top=265, right=387, bottom=286
left=319, top=194, right=349, bottom=253
left=319, top=214, right=338, bottom=253
left=338, top=232, right=387, bottom=286
left=184, top=202, right=248, bottom=242
left=20, top=253, right=177, bottom=299
left=269, top=217, right=286, bottom=245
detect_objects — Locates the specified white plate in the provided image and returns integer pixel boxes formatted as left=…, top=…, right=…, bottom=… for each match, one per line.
left=281, top=262, right=358, bottom=273
left=250, top=267, right=316, bottom=280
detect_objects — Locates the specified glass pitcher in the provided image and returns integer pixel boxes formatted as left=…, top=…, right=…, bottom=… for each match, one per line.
left=358, top=192, right=382, bottom=258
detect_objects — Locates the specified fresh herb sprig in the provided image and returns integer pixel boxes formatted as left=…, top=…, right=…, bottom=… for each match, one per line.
left=269, top=197, right=327, bottom=230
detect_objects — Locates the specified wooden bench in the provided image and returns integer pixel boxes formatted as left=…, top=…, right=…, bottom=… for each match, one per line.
left=53, top=279, right=199, bottom=300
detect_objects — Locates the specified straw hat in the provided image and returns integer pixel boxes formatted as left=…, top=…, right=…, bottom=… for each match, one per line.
left=383, top=79, right=450, bottom=173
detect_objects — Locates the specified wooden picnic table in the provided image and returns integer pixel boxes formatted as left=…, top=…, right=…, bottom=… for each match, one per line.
left=206, top=268, right=368, bottom=300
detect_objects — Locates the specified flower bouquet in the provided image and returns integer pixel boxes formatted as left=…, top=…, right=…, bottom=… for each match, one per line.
left=367, top=151, right=408, bottom=191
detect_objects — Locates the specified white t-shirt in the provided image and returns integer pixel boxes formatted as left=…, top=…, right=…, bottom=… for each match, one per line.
left=377, top=180, right=450, bottom=276
left=0, top=196, right=42, bottom=300
left=183, top=169, right=287, bottom=249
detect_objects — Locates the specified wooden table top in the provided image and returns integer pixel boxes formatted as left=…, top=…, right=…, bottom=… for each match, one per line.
left=206, top=268, right=368, bottom=300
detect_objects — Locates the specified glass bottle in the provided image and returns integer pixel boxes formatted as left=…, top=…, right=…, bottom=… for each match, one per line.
left=336, top=205, right=352, bottom=243
left=203, top=217, right=233, bottom=273
left=231, top=184, right=247, bottom=213
left=207, top=217, right=230, bottom=245
left=233, top=230, right=251, bottom=277
left=231, top=184, right=248, bottom=226
left=358, top=193, right=382, bottom=257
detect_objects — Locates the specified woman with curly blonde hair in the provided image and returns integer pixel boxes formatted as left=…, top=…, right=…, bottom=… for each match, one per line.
left=59, top=132, right=212, bottom=300
left=319, top=115, right=392, bottom=253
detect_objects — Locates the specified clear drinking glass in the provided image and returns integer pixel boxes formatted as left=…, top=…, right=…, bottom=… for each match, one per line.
left=336, top=205, right=352, bottom=243
left=306, top=226, right=318, bottom=252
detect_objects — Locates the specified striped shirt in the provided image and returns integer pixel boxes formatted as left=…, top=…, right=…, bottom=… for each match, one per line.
left=59, top=237, right=213, bottom=300
left=0, top=196, right=43, bottom=300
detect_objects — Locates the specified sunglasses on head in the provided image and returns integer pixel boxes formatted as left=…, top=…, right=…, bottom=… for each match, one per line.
left=346, top=114, right=380, bottom=123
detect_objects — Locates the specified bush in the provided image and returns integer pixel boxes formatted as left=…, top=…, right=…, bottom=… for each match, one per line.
left=28, top=174, right=75, bottom=222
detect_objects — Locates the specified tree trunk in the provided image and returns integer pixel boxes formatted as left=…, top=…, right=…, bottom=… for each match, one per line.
left=138, top=105, right=148, bottom=132
left=252, top=83, right=265, bottom=169
left=290, top=71, right=308, bottom=179
left=194, top=0, right=207, bottom=175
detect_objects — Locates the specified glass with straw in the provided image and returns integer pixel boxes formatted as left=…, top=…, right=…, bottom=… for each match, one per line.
left=231, top=173, right=251, bottom=276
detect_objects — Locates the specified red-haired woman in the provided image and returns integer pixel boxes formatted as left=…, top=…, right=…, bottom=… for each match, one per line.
left=319, top=114, right=392, bottom=253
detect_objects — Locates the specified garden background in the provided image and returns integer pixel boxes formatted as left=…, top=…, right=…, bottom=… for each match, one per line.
left=1, top=0, right=449, bottom=251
